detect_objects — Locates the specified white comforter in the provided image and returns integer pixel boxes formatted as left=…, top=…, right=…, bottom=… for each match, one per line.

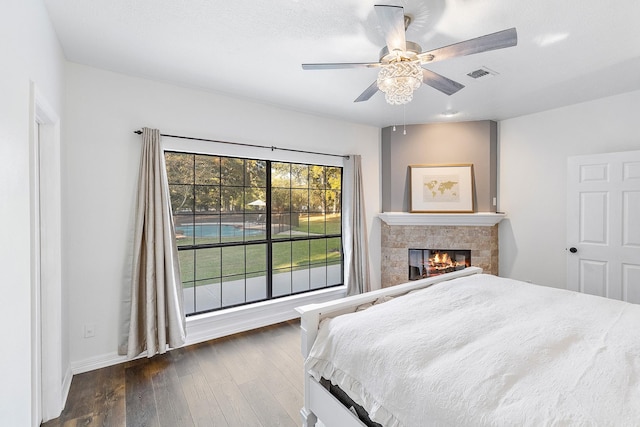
left=306, top=274, right=640, bottom=427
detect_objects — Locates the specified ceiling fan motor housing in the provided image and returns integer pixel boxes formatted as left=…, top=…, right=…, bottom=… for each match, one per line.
left=379, top=41, right=424, bottom=63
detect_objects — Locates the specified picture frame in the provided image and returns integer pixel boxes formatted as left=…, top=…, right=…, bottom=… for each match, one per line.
left=409, top=164, right=475, bottom=213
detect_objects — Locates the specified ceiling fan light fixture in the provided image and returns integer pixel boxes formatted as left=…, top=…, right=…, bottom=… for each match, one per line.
left=301, top=5, right=517, bottom=106
left=376, top=61, right=423, bottom=105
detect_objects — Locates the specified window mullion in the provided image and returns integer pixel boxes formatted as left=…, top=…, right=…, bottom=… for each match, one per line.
left=192, top=154, right=197, bottom=312
left=266, top=161, right=273, bottom=299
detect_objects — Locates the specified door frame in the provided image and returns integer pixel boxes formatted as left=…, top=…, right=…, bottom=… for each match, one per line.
left=30, top=83, right=64, bottom=424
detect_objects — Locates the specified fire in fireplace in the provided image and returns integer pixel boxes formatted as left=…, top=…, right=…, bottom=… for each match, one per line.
left=408, top=249, right=471, bottom=280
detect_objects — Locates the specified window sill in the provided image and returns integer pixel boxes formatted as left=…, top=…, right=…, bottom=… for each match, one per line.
left=184, top=286, right=347, bottom=346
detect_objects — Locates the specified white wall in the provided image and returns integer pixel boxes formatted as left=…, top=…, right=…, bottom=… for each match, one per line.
left=63, top=63, right=381, bottom=369
left=0, top=0, right=65, bottom=425
left=498, top=89, right=640, bottom=288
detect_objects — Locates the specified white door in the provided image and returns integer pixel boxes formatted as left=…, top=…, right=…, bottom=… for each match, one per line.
left=567, top=150, right=640, bottom=302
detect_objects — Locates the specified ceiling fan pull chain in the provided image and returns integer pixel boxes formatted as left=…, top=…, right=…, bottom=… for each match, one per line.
left=403, top=104, right=407, bottom=135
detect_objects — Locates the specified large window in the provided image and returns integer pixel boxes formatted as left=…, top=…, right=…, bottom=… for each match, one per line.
left=165, top=152, right=343, bottom=316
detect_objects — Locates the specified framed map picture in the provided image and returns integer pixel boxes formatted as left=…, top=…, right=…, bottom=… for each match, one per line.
left=409, top=164, right=475, bottom=213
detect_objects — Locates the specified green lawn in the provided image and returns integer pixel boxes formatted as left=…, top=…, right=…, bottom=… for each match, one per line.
left=179, top=214, right=342, bottom=287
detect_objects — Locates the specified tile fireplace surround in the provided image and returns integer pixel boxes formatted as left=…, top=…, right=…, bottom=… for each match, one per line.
left=379, top=213, right=505, bottom=287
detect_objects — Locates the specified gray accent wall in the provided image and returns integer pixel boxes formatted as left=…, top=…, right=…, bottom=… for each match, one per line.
left=381, top=120, right=498, bottom=212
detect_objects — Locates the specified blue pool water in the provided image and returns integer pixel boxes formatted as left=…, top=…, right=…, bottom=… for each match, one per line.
left=176, top=223, right=263, bottom=238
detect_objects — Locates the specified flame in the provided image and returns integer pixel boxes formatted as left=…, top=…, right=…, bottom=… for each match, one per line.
left=432, top=252, right=451, bottom=265
left=430, top=251, right=456, bottom=267
left=411, top=249, right=468, bottom=280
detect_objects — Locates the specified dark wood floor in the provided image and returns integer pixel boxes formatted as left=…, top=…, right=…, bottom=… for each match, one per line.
left=42, top=320, right=304, bottom=427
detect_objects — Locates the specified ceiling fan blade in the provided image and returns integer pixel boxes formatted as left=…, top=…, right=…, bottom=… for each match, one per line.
left=419, top=27, right=517, bottom=63
left=375, top=5, right=407, bottom=53
left=302, top=62, right=381, bottom=70
left=354, top=80, right=379, bottom=102
left=421, top=69, right=465, bottom=96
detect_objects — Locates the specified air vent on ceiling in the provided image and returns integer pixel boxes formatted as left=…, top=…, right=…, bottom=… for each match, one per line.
left=467, top=66, right=499, bottom=79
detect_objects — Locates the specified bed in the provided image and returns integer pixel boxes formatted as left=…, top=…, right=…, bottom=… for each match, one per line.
left=295, top=267, right=640, bottom=427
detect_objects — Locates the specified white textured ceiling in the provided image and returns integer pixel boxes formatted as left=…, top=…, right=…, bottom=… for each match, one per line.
left=43, top=0, right=640, bottom=127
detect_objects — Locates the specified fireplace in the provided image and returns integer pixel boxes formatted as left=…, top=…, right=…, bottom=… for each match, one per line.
left=408, top=249, right=471, bottom=280
left=379, top=213, right=503, bottom=288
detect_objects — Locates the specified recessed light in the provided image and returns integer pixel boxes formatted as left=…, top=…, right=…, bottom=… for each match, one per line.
left=442, top=110, right=458, bottom=117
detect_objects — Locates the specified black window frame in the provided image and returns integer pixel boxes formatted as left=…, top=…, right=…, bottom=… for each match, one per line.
left=165, top=150, right=344, bottom=316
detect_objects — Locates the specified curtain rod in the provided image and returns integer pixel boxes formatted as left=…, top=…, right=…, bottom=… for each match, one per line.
left=133, top=130, right=350, bottom=159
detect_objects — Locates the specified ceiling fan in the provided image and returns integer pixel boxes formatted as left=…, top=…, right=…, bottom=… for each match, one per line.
left=302, top=4, right=517, bottom=105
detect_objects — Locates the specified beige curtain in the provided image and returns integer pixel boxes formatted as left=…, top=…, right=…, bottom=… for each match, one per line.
left=344, top=155, right=370, bottom=296
left=119, top=127, right=186, bottom=358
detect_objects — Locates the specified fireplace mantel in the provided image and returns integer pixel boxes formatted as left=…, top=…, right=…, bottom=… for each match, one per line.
left=378, top=212, right=506, bottom=227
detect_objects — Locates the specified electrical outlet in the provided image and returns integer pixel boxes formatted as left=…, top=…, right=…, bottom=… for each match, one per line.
left=84, top=323, right=95, bottom=338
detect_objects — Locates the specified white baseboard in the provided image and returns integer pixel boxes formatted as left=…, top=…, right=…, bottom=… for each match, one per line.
left=70, top=351, right=129, bottom=375
left=61, top=367, right=73, bottom=409
left=70, top=286, right=346, bottom=375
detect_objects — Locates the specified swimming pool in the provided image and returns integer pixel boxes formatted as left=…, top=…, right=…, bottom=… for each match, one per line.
left=176, top=223, right=264, bottom=238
